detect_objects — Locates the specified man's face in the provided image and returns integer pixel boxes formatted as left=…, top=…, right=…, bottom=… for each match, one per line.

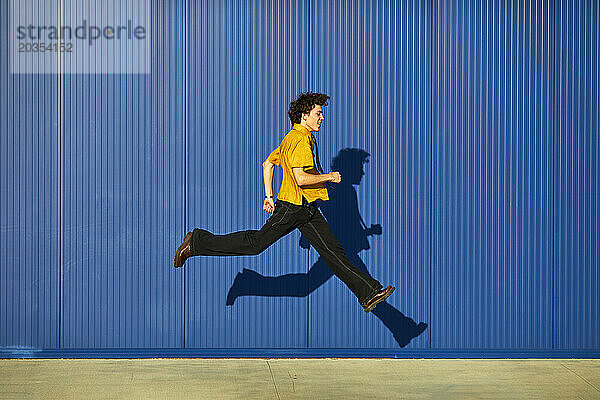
left=302, top=105, right=325, bottom=132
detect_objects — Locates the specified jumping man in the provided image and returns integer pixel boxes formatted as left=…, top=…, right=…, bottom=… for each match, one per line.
left=174, top=92, right=395, bottom=313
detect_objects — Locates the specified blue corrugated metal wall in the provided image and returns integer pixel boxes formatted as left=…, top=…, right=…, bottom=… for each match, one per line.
left=0, top=0, right=598, bottom=357
left=431, top=0, right=555, bottom=349
left=60, top=0, right=185, bottom=348
left=1, top=0, right=61, bottom=350
left=555, top=0, right=599, bottom=350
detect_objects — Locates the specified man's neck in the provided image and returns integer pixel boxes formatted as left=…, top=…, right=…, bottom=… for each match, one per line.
left=299, top=122, right=315, bottom=133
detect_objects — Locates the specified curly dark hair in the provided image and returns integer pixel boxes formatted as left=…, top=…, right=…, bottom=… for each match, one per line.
left=288, top=92, right=330, bottom=124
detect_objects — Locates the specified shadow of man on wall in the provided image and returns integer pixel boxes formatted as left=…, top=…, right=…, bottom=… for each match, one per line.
left=226, top=148, right=427, bottom=347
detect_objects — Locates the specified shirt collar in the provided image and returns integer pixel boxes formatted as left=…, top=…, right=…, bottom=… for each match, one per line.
left=293, top=123, right=312, bottom=137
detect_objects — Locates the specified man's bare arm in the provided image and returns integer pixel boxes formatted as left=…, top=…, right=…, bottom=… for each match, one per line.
left=263, top=159, right=275, bottom=196
left=262, top=159, right=276, bottom=213
left=292, top=167, right=341, bottom=187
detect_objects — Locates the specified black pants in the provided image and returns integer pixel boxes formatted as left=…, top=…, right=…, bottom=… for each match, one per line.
left=189, top=197, right=383, bottom=305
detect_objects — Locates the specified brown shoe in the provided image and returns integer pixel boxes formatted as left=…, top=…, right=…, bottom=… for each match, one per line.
left=174, top=232, right=192, bottom=268
left=362, top=285, right=395, bottom=313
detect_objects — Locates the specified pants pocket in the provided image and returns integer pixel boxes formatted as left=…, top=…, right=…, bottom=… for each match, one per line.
left=269, top=202, right=290, bottom=226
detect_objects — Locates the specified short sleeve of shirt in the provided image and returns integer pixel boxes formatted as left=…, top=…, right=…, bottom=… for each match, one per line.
left=267, top=146, right=281, bottom=166
left=289, top=138, right=315, bottom=170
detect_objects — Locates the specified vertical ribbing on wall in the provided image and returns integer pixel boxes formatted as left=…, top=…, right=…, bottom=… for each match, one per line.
left=554, top=0, right=599, bottom=350
left=58, top=0, right=63, bottom=350
left=307, top=0, right=311, bottom=350
left=183, top=0, right=188, bottom=350
left=551, top=0, right=556, bottom=350
left=431, top=0, right=554, bottom=349
left=429, top=0, right=434, bottom=350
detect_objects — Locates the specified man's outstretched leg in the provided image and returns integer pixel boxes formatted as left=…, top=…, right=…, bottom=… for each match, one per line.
left=298, top=207, right=395, bottom=313
left=174, top=200, right=299, bottom=267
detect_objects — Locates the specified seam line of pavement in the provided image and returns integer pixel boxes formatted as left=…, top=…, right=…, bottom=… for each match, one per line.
left=266, top=360, right=281, bottom=400
left=561, top=363, right=600, bottom=393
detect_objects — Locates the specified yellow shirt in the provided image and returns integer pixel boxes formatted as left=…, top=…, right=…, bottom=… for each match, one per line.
left=267, top=124, right=329, bottom=205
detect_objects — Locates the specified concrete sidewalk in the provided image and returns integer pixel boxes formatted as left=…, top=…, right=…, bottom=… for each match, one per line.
left=1, top=359, right=599, bottom=399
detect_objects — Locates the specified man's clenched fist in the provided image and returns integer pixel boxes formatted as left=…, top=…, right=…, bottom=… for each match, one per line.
left=329, top=171, right=342, bottom=183
left=263, top=198, right=275, bottom=213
